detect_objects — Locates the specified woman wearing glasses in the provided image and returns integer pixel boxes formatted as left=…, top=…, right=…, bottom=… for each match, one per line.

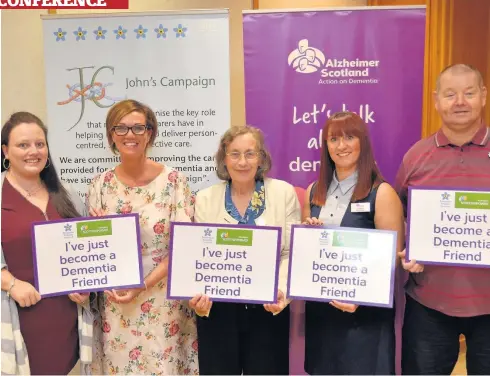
left=87, top=99, right=198, bottom=375
left=188, top=125, right=301, bottom=375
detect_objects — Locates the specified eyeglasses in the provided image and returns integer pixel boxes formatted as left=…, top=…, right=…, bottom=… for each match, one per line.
left=226, top=151, right=260, bottom=161
left=111, top=124, right=152, bottom=136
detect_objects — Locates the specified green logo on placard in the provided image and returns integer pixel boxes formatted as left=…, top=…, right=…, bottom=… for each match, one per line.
left=455, top=192, right=490, bottom=210
left=332, top=231, right=368, bottom=248
left=216, top=229, right=253, bottom=246
left=76, top=220, right=112, bottom=238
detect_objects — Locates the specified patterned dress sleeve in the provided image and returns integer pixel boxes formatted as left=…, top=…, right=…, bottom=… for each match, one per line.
left=169, top=171, right=195, bottom=223
left=86, top=173, right=104, bottom=213
left=85, top=173, right=107, bottom=374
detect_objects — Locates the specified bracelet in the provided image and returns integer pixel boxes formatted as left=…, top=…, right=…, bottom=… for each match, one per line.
left=144, top=280, right=148, bottom=290
left=7, top=278, right=16, bottom=298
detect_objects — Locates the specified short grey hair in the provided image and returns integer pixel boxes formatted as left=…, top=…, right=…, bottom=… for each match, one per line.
left=436, top=63, right=484, bottom=92
left=215, top=125, right=272, bottom=181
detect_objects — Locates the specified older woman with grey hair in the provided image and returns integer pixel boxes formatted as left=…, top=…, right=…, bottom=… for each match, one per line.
left=188, top=125, right=301, bottom=375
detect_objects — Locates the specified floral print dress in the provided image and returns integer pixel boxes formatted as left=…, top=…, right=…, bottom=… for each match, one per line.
left=87, top=166, right=199, bottom=375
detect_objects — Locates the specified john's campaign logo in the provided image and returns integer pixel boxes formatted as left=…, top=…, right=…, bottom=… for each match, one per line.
left=57, top=65, right=125, bottom=131
left=287, top=39, right=380, bottom=85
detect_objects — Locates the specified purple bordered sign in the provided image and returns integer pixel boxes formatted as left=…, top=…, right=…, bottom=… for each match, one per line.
left=31, top=213, right=144, bottom=297
left=407, top=187, right=490, bottom=268
left=287, top=225, right=397, bottom=308
left=167, top=222, right=282, bottom=304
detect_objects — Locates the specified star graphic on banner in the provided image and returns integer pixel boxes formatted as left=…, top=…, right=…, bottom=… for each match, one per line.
left=321, top=231, right=329, bottom=239
left=204, top=228, right=212, bottom=237
left=441, top=192, right=450, bottom=200
left=64, top=224, right=72, bottom=232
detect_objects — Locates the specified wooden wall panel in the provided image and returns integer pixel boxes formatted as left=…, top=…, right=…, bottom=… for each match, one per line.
left=450, top=0, right=490, bottom=125
left=369, top=0, right=489, bottom=134
left=422, top=0, right=453, bottom=137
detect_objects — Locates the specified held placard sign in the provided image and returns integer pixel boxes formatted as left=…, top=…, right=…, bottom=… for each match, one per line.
left=167, top=222, right=282, bottom=304
left=407, top=188, right=490, bottom=268
left=32, top=213, right=144, bottom=297
left=288, top=225, right=397, bottom=308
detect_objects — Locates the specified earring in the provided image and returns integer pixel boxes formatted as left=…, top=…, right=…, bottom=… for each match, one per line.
left=44, top=158, right=51, bottom=169
left=2, top=159, right=10, bottom=170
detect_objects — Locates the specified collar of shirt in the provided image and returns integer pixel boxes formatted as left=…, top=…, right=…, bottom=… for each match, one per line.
left=328, top=170, right=358, bottom=196
left=435, top=122, right=489, bottom=147
left=225, top=179, right=265, bottom=224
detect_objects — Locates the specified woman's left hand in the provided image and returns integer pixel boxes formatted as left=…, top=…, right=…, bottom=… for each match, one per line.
left=303, top=217, right=323, bottom=226
left=264, top=289, right=287, bottom=315
left=68, top=292, right=90, bottom=304
left=104, top=288, right=143, bottom=304
left=330, top=300, right=358, bottom=313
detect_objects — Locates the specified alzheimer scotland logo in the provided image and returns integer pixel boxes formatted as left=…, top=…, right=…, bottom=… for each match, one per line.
left=287, top=39, right=326, bottom=73
left=287, top=39, right=380, bottom=84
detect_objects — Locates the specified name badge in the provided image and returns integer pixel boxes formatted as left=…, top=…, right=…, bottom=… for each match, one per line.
left=351, top=202, right=370, bottom=213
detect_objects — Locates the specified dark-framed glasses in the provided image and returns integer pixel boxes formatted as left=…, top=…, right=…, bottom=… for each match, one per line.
left=111, top=124, right=152, bottom=136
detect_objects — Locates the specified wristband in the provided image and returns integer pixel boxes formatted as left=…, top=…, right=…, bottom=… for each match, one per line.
left=7, top=278, right=16, bottom=298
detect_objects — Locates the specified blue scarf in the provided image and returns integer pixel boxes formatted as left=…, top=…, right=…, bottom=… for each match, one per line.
left=225, top=180, right=265, bottom=225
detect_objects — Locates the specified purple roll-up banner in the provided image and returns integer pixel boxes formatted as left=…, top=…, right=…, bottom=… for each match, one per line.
left=243, top=6, right=426, bottom=375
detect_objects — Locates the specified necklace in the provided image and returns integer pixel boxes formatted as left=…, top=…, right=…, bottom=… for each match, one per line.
left=8, top=172, right=44, bottom=197
left=24, top=183, right=44, bottom=197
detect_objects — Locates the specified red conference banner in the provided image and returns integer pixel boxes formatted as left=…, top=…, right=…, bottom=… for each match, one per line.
left=0, top=0, right=128, bottom=9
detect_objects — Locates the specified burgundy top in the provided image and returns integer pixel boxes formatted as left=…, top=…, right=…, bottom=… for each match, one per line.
left=395, top=124, right=490, bottom=317
left=1, top=178, right=79, bottom=375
